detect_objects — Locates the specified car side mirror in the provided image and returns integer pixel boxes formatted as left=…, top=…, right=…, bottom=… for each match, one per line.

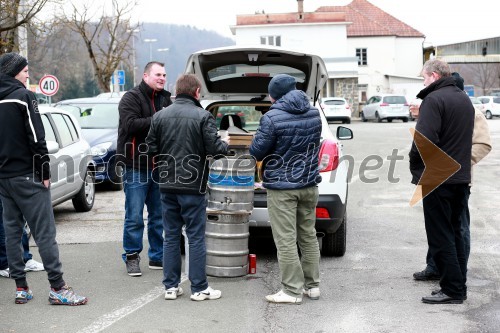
left=46, top=140, right=60, bottom=154
left=336, top=126, right=353, bottom=140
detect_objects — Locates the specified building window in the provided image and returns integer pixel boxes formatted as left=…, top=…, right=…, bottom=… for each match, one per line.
left=261, top=35, right=281, bottom=46
left=356, top=48, right=367, bottom=66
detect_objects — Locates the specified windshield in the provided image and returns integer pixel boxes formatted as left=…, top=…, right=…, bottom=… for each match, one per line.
left=383, top=96, right=407, bottom=104
left=208, top=64, right=305, bottom=83
left=56, top=103, right=119, bottom=129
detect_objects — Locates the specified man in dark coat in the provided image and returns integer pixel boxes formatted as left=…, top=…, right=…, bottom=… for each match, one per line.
left=0, top=52, right=87, bottom=305
left=146, top=74, right=228, bottom=301
left=117, top=61, right=172, bottom=276
left=409, top=59, right=474, bottom=304
left=250, top=74, right=322, bottom=304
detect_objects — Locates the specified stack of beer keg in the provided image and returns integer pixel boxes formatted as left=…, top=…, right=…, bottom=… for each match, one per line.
left=206, top=133, right=255, bottom=277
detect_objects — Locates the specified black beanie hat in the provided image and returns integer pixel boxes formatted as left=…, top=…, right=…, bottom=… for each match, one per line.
left=451, top=72, right=464, bottom=91
left=0, top=52, right=28, bottom=77
left=268, top=74, right=296, bottom=100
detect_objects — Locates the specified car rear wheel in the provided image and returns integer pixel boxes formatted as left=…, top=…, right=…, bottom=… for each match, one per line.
left=322, top=212, right=346, bottom=257
left=343, top=118, right=351, bottom=124
left=486, top=110, right=492, bottom=119
left=402, top=117, right=409, bottom=123
left=72, top=168, right=96, bottom=212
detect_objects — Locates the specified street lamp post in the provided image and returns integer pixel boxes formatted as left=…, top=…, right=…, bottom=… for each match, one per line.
left=128, top=28, right=140, bottom=86
left=144, top=38, right=158, bottom=62
left=157, top=48, right=170, bottom=90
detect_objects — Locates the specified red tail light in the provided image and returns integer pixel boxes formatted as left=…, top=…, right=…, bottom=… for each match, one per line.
left=217, top=113, right=222, bottom=118
left=404, top=102, right=409, bottom=106
left=316, top=207, right=330, bottom=218
left=318, top=139, right=339, bottom=172
left=346, top=104, right=350, bottom=109
left=237, top=112, right=245, bottom=117
left=380, top=103, right=389, bottom=107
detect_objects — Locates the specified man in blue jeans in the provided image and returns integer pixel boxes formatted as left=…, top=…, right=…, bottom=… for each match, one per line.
left=146, top=74, right=228, bottom=301
left=117, top=61, right=172, bottom=276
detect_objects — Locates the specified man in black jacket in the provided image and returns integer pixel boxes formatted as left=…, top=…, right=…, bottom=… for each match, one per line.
left=117, top=61, right=172, bottom=276
left=0, top=52, right=87, bottom=305
left=146, top=74, right=228, bottom=301
left=409, top=59, right=474, bottom=304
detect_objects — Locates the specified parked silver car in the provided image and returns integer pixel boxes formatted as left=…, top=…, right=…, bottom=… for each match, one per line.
left=40, top=106, right=96, bottom=212
left=361, top=94, right=409, bottom=123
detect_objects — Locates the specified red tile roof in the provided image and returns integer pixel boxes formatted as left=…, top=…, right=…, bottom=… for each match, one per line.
left=317, top=0, right=424, bottom=38
left=236, top=12, right=346, bottom=26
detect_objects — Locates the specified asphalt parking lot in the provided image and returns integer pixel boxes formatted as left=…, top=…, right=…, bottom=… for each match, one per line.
left=0, top=119, right=499, bottom=333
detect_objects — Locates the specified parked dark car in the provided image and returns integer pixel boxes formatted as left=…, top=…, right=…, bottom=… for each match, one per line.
left=55, top=97, right=123, bottom=190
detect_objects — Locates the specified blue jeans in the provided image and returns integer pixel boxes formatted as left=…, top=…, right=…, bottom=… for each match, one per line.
left=426, top=187, right=471, bottom=274
left=122, top=167, right=163, bottom=262
left=160, top=193, right=208, bottom=293
left=0, top=200, right=31, bottom=270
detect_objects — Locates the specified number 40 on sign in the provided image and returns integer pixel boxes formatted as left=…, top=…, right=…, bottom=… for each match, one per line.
left=39, top=75, right=59, bottom=97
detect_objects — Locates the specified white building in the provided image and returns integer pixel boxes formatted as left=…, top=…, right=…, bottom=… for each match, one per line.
left=231, top=0, right=425, bottom=113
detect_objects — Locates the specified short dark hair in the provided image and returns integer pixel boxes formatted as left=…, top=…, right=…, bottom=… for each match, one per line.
left=175, top=74, right=201, bottom=96
left=144, top=61, right=164, bottom=74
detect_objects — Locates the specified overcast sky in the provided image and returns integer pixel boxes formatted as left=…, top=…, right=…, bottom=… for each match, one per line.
left=130, top=0, right=498, bottom=46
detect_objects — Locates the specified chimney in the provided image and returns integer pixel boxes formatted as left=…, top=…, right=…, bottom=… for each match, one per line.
left=297, top=0, right=304, bottom=15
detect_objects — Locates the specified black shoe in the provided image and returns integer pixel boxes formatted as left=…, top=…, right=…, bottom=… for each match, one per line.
left=413, top=269, right=440, bottom=281
left=126, top=253, right=142, bottom=277
left=432, top=289, right=467, bottom=300
left=148, top=261, right=163, bottom=270
left=422, top=291, right=463, bottom=304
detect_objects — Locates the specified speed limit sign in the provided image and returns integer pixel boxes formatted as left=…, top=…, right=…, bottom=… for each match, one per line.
left=39, top=75, right=59, bottom=96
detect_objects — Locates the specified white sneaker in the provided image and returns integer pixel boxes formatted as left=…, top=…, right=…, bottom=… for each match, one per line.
left=24, top=259, right=44, bottom=272
left=165, top=287, right=183, bottom=300
left=0, top=268, right=10, bottom=278
left=190, top=286, right=222, bottom=301
left=265, top=290, right=302, bottom=304
left=303, top=287, right=320, bottom=300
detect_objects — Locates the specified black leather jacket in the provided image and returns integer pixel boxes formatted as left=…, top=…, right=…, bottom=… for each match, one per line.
left=117, top=80, right=172, bottom=169
left=145, top=94, right=228, bottom=194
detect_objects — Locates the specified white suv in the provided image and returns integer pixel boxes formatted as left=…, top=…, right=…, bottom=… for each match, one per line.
left=185, top=46, right=353, bottom=256
left=477, top=96, right=500, bottom=119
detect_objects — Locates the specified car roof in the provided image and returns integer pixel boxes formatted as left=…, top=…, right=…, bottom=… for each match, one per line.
left=322, top=97, right=346, bottom=101
left=184, top=45, right=328, bottom=103
left=39, top=105, right=74, bottom=115
left=56, top=97, right=121, bottom=104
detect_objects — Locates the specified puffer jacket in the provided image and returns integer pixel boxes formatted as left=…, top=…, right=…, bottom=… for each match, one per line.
left=0, top=74, right=50, bottom=180
left=117, top=80, right=172, bottom=169
left=249, top=89, right=322, bottom=190
left=145, top=94, right=228, bottom=194
left=409, top=76, right=474, bottom=185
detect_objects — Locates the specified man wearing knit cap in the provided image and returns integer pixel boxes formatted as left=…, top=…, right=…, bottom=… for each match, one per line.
left=250, top=74, right=322, bottom=304
left=0, top=52, right=87, bottom=305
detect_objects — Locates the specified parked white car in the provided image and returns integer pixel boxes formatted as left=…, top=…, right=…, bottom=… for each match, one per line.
left=477, top=96, right=500, bottom=119
left=184, top=45, right=353, bottom=256
left=320, top=97, right=351, bottom=124
left=361, top=94, right=409, bottom=123
left=40, top=106, right=96, bottom=212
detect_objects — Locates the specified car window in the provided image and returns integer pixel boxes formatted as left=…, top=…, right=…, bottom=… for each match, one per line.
left=325, top=100, right=345, bottom=106
left=480, top=98, right=488, bottom=104
left=41, top=114, right=57, bottom=142
left=57, top=103, right=119, bottom=129
left=51, top=113, right=75, bottom=147
left=373, top=96, right=381, bottom=103
left=207, top=64, right=306, bottom=85
left=470, top=97, right=481, bottom=104
left=63, top=114, right=79, bottom=141
left=493, top=98, right=500, bottom=104
left=383, top=96, right=406, bottom=104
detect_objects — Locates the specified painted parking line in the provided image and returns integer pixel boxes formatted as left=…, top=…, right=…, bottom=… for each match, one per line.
left=77, top=275, right=188, bottom=333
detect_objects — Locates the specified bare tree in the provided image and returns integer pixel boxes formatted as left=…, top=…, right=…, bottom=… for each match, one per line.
left=474, top=63, right=497, bottom=95
left=63, top=0, right=139, bottom=92
left=0, top=0, right=59, bottom=53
